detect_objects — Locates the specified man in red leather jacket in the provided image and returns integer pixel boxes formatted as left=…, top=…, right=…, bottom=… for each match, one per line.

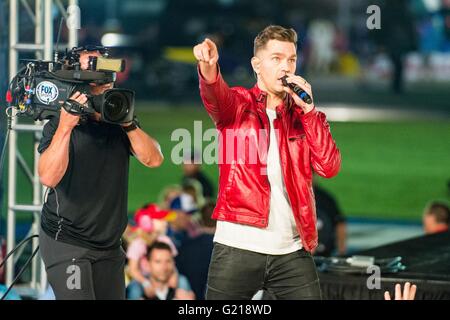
left=193, top=25, right=341, bottom=300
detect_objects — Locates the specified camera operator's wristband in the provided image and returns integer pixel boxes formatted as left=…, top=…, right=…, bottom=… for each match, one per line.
left=122, top=121, right=138, bottom=132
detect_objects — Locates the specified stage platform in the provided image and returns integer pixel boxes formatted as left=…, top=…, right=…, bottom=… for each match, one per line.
left=319, top=232, right=450, bottom=300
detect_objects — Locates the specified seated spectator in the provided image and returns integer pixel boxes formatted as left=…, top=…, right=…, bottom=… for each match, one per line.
left=158, top=184, right=182, bottom=210
left=182, top=179, right=206, bottom=209
left=140, top=242, right=195, bottom=300
left=167, top=192, right=201, bottom=247
left=126, top=204, right=179, bottom=299
left=313, top=183, right=347, bottom=256
left=169, top=189, right=198, bottom=215
left=182, top=150, right=215, bottom=199
left=422, top=201, right=450, bottom=234
left=195, top=201, right=217, bottom=235
left=175, top=201, right=216, bottom=299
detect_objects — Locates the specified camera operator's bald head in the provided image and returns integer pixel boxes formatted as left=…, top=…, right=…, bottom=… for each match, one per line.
left=79, top=50, right=102, bottom=71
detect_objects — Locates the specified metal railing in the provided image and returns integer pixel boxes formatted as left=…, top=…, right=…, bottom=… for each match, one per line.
left=6, top=0, right=78, bottom=298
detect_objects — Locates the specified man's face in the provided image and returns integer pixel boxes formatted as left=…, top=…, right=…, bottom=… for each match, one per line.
left=79, top=51, right=114, bottom=95
left=153, top=219, right=169, bottom=235
left=423, top=213, right=441, bottom=234
left=251, top=39, right=297, bottom=95
left=148, top=249, right=175, bottom=284
left=183, top=163, right=200, bottom=176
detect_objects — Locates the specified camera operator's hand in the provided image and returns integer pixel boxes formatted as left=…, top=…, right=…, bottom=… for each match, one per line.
left=69, top=91, right=88, bottom=106
left=59, top=91, right=87, bottom=130
left=39, top=91, right=87, bottom=188
left=193, top=38, right=219, bottom=83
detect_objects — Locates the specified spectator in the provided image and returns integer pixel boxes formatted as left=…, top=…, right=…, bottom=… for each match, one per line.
left=180, top=181, right=205, bottom=210
left=126, top=204, right=178, bottom=300
left=158, top=184, right=182, bottom=210
left=422, top=201, right=450, bottom=235
left=385, top=282, right=417, bottom=300
left=313, top=183, right=347, bottom=256
left=168, top=191, right=202, bottom=247
left=196, top=201, right=217, bottom=234
left=141, top=242, right=195, bottom=300
left=375, top=0, right=418, bottom=93
left=182, top=150, right=215, bottom=199
left=306, top=19, right=336, bottom=74
left=175, top=201, right=216, bottom=299
left=169, top=190, right=198, bottom=215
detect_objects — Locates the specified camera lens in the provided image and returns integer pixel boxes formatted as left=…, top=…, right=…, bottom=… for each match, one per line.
left=103, top=92, right=129, bottom=122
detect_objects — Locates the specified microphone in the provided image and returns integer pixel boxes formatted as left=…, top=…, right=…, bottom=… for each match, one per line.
left=280, top=75, right=312, bottom=104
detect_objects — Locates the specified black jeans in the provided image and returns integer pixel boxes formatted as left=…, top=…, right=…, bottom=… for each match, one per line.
left=206, top=243, right=322, bottom=300
left=39, top=227, right=126, bottom=300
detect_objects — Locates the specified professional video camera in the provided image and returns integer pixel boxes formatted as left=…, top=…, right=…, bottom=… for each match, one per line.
left=6, top=45, right=135, bottom=124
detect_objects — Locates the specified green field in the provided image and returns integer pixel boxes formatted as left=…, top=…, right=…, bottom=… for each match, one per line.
left=2, top=104, right=450, bottom=223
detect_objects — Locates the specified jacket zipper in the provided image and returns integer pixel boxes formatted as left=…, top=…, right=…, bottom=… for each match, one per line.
left=261, top=104, right=272, bottom=228
left=274, top=107, right=308, bottom=250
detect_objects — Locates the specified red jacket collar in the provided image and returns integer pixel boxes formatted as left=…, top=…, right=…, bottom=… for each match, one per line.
left=250, top=84, right=293, bottom=114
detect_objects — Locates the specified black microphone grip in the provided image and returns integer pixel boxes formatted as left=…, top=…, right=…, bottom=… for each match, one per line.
left=280, top=75, right=312, bottom=104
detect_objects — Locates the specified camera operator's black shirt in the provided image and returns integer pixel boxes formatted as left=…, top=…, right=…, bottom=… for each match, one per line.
left=38, top=115, right=131, bottom=250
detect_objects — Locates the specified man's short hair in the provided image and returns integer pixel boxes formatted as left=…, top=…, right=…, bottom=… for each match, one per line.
left=424, top=201, right=450, bottom=225
left=147, top=241, right=173, bottom=260
left=254, top=25, right=298, bottom=55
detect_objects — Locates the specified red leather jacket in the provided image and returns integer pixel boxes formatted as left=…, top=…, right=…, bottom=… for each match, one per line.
left=199, top=69, right=341, bottom=252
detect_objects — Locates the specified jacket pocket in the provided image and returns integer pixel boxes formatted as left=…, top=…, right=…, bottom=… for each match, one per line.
left=226, top=164, right=266, bottom=216
left=287, top=134, right=312, bottom=179
left=288, top=134, right=306, bottom=141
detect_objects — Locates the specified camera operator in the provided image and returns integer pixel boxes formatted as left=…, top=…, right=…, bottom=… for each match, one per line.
left=37, top=49, right=163, bottom=300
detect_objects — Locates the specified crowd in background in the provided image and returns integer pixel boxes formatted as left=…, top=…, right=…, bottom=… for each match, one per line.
left=69, top=0, right=450, bottom=100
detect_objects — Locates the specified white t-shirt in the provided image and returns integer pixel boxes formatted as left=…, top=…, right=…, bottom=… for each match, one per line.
left=214, top=108, right=302, bottom=255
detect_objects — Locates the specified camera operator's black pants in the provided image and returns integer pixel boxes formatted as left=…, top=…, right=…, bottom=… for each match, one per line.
left=39, top=228, right=126, bottom=300
left=206, top=243, right=322, bottom=300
